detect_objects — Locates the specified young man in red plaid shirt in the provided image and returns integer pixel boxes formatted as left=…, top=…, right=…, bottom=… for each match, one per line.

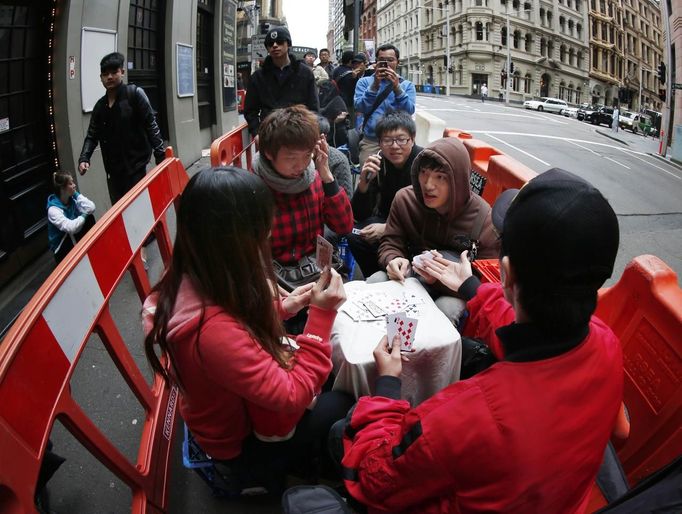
left=254, top=105, right=353, bottom=267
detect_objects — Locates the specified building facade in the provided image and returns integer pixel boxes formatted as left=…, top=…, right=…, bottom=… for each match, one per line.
left=0, top=0, right=242, bottom=289
left=378, top=0, right=590, bottom=102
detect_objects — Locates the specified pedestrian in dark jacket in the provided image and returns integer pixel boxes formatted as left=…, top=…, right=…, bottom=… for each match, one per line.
left=243, top=26, right=319, bottom=137
left=318, top=80, right=349, bottom=148
left=78, top=52, right=165, bottom=204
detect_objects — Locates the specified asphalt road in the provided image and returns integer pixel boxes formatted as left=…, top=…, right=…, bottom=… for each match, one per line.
left=417, top=94, right=682, bottom=285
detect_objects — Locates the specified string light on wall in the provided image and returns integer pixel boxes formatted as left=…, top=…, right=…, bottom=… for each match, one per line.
left=46, top=0, right=61, bottom=170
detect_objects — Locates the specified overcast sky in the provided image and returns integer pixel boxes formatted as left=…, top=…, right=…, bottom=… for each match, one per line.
left=282, top=0, right=329, bottom=51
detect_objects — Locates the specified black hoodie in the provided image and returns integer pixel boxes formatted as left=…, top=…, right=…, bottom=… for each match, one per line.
left=243, top=53, right=319, bottom=135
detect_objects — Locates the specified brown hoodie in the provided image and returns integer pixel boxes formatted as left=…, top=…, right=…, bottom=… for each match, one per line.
left=378, top=137, right=500, bottom=268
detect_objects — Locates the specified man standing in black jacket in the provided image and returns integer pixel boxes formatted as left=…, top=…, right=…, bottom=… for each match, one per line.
left=243, top=27, right=319, bottom=137
left=78, top=52, right=165, bottom=204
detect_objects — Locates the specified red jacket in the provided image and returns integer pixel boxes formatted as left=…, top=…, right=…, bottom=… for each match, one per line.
left=342, top=283, right=623, bottom=513
left=143, top=278, right=335, bottom=459
left=270, top=174, right=353, bottom=265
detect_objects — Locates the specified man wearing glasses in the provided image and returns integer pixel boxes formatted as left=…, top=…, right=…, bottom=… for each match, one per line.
left=347, top=110, right=422, bottom=277
left=354, top=44, right=416, bottom=165
left=243, top=26, right=319, bottom=138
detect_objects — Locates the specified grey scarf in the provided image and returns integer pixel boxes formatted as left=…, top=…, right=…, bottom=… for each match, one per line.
left=253, top=153, right=316, bottom=194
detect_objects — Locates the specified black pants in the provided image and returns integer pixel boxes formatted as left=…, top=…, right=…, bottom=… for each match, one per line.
left=216, top=390, right=355, bottom=495
left=346, top=216, right=386, bottom=279
left=107, top=167, right=146, bottom=204
left=53, top=214, right=96, bottom=264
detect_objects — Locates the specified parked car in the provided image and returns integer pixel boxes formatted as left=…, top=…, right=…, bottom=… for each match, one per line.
left=619, top=111, right=645, bottom=133
left=577, top=103, right=598, bottom=121
left=561, top=106, right=579, bottom=117
left=523, top=97, right=568, bottom=113
left=585, top=106, right=615, bottom=126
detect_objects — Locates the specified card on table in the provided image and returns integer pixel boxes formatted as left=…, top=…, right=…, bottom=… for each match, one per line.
left=316, top=235, right=333, bottom=270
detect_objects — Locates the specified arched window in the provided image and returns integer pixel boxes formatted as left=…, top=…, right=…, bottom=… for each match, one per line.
left=512, top=70, right=520, bottom=91
left=524, top=73, right=532, bottom=93
left=540, top=7, right=546, bottom=25
left=577, top=50, right=584, bottom=68
left=569, top=48, right=575, bottom=66
left=501, top=25, right=508, bottom=46
left=575, top=0, right=581, bottom=11
left=525, top=33, right=532, bottom=52
left=548, top=40, right=554, bottom=56
left=476, top=21, right=484, bottom=40
left=547, top=10, right=553, bottom=24
left=560, top=44, right=567, bottom=62
left=513, top=29, right=521, bottom=49
left=577, top=23, right=582, bottom=38
left=560, top=16, right=566, bottom=32
left=486, top=23, right=491, bottom=41
left=568, top=83, right=575, bottom=103
left=559, top=80, right=567, bottom=100
left=513, top=0, right=520, bottom=9
left=568, top=19, right=574, bottom=36
left=576, top=86, right=582, bottom=103
left=540, top=37, right=547, bottom=56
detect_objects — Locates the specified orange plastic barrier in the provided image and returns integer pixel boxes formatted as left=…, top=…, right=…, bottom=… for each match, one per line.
left=442, top=128, right=473, bottom=140
left=595, top=255, right=682, bottom=486
left=0, top=148, right=188, bottom=514
left=209, top=121, right=255, bottom=171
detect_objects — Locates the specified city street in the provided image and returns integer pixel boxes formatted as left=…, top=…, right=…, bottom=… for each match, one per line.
left=416, top=94, right=682, bottom=284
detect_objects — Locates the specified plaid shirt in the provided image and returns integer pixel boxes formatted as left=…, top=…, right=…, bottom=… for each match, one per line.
left=270, top=175, right=353, bottom=264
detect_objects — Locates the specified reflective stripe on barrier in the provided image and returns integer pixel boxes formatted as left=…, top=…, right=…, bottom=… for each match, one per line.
left=210, top=122, right=255, bottom=171
left=0, top=147, right=188, bottom=514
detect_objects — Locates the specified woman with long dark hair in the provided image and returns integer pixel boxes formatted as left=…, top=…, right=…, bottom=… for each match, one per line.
left=143, top=167, right=351, bottom=494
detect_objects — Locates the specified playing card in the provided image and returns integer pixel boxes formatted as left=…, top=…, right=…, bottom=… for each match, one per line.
left=412, top=250, right=434, bottom=268
left=386, top=312, right=406, bottom=349
left=351, top=228, right=362, bottom=235
left=316, top=235, right=333, bottom=270
left=398, top=316, right=418, bottom=352
left=364, top=300, right=386, bottom=317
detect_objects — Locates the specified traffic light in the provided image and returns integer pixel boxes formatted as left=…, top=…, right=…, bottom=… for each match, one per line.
left=510, top=61, right=515, bottom=74
left=658, top=62, right=666, bottom=84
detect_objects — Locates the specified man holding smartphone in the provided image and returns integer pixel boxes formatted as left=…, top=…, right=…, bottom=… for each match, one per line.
left=354, top=44, right=416, bottom=165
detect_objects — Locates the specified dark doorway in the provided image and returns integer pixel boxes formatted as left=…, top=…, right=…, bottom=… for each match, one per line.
left=196, top=0, right=216, bottom=129
left=0, top=3, right=53, bottom=287
left=540, top=73, right=551, bottom=97
left=127, top=0, right=168, bottom=139
left=472, top=73, right=488, bottom=96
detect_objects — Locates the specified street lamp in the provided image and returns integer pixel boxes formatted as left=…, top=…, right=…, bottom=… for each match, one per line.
left=504, top=7, right=532, bottom=105
left=418, top=2, right=452, bottom=96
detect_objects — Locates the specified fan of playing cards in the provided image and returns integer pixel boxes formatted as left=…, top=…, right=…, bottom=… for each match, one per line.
left=387, top=312, right=418, bottom=352
left=340, top=289, right=425, bottom=323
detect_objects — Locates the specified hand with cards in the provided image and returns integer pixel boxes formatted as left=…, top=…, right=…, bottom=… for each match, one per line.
left=411, top=250, right=437, bottom=285
left=373, top=334, right=411, bottom=378
left=310, top=268, right=346, bottom=311
left=418, top=250, right=473, bottom=293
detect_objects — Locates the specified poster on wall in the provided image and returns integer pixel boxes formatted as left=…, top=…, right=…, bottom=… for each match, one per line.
left=81, top=28, right=117, bottom=112
left=176, top=43, right=195, bottom=98
left=222, top=0, right=237, bottom=111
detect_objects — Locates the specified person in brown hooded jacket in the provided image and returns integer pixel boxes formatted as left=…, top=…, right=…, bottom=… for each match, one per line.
left=373, top=136, right=500, bottom=323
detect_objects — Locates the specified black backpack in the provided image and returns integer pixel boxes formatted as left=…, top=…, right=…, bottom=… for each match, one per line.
left=281, top=485, right=352, bottom=514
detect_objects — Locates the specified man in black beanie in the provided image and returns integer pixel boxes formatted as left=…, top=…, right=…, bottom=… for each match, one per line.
left=243, top=26, right=319, bottom=137
left=338, top=168, right=625, bottom=513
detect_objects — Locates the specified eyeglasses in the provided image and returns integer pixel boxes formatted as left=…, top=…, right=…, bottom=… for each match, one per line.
left=380, top=137, right=411, bottom=147
left=265, top=39, right=287, bottom=47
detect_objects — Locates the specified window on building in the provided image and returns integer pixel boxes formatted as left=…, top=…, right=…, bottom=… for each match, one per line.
left=524, top=73, right=532, bottom=93
left=513, top=71, right=520, bottom=91
left=547, top=10, right=553, bottom=24
left=540, top=7, right=546, bottom=25
left=575, top=0, right=581, bottom=11
left=486, top=23, right=491, bottom=41
left=592, top=47, right=598, bottom=69
left=502, top=26, right=507, bottom=46
left=560, top=16, right=566, bottom=32
left=559, top=81, right=566, bottom=99
left=548, top=40, right=554, bottom=56
left=525, top=33, right=532, bottom=51
left=569, top=47, right=575, bottom=65
left=513, top=30, right=520, bottom=48
left=476, top=21, right=483, bottom=40
left=560, top=44, right=566, bottom=62
left=540, top=37, right=547, bottom=56
left=513, top=0, right=520, bottom=9
left=577, top=23, right=582, bottom=38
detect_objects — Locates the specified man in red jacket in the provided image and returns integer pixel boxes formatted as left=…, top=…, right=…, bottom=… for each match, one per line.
left=338, top=168, right=624, bottom=513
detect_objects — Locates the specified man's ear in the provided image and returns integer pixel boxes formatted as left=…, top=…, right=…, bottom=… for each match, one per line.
left=500, top=256, right=516, bottom=303
left=120, top=67, right=126, bottom=76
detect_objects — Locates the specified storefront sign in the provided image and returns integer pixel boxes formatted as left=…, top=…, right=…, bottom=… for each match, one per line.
left=222, top=0, right=237, bottom=111
left=176, top=43, right=195, bottom=97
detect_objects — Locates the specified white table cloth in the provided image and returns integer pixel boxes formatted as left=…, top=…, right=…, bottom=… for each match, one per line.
left=331, top=278, right=462, bottom=406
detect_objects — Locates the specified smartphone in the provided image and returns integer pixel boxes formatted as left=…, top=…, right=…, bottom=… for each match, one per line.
left=377, top=61, right=388, bottom=69
left=366, top=151, right=382, bottom=180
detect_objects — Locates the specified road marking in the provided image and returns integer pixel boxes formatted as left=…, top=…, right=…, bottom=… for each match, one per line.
left=618, top=151, right=682, bottom=181
left=567, top=140, right=631, bottom=170
left=484, top=133, right=551, bottom=166
left=418, top=108, right=554, bottom=120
